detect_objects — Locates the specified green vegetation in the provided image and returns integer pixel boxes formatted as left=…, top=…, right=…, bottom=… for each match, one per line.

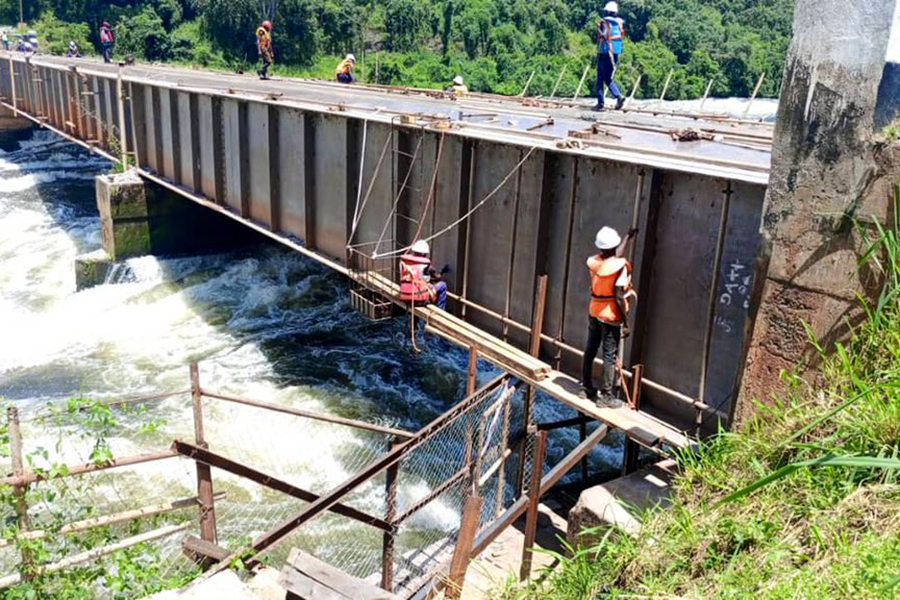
left=2, top=0, right=792, bottom=98
left=498, top=194, right=900, bottom=598
left=0, top=398, right=196, bottom=599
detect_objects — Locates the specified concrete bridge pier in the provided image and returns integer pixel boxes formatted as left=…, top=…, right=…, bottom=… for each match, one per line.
left=738, top=0, right=900, bottom=418
left=0, top=105, right=33, bottom=141
left=76, top=172, right=261, bottom=289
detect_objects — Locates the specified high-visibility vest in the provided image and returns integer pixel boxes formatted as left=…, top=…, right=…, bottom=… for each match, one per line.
left=399, top=254, right=435, bottom=303
left=588, top=255, right=633, bottom=323
left=600, top=16, right=625, bottom=55
left=336, top=59, right=354, bottom=76
left=256, top=28, right=272, bottom=53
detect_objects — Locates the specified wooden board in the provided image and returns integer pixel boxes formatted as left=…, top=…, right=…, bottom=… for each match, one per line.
left=535, top=372, right=688, bottom=450
left=182, top=534, right=229, bottom=570
left=353, top=270, right=687, bottom=451
left=354, top=270, right=551, bottom=381
left=281, top=548, right=401, bottom=600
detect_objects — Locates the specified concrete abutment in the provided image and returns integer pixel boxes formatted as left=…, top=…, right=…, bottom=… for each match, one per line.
left=738, top=0, right=900, bottom=420
left=76, top=171, right=263, bottom=290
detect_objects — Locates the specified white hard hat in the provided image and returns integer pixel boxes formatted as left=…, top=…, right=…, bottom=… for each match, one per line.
left=453, top=75, right=464, bottom=85
left=411, top=240, right=430, bottom=255
left=604, top=1, right=619, bottom=12
left=594, top=226, right=621, bottom=250
left=346, top=53, right=356, bottom=62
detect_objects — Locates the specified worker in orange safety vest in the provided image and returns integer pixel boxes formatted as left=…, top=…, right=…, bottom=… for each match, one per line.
left=256, top=21, right=274, bottom=80
left=399, top=240, right=449, bottom=310
left=581, top=226, right=638, bottom=404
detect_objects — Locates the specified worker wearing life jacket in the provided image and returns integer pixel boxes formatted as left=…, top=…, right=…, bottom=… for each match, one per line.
left=595, top=2, right=625, bottom=111
left=99, top=21, right=115, bottom=64
left=581, top=226, right=638, bottom=404
left=256, top=21, right=274, bottom=80
left=400, top=240, right=437, bottom=305
left=336, top=54, right=356, bottom=84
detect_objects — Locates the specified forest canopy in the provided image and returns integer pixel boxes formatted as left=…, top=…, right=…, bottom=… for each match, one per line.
left=1, top=0, right=793, bottom=98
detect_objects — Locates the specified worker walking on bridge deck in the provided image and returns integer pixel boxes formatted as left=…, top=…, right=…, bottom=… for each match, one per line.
left=256, top=21, right=274, bottom=80
left=595, top=2, right=626, bottom=111
left=99, top=21, right=115, bottom=63
left=581, top=226, right=637, bottom=405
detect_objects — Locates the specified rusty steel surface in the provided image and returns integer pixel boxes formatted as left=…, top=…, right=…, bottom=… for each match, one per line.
left=11, top=53, right=769, bottom=184
left=0, top=53, right=768, bottom=436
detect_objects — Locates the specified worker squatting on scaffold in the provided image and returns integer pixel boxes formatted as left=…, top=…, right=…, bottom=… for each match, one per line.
left=399, top=240, right=449, bottom=311
left=581, top=226, right=638, bottom=405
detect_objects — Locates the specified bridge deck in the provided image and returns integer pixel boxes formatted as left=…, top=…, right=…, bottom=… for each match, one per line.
left=25, top=54, right=770, bottom=184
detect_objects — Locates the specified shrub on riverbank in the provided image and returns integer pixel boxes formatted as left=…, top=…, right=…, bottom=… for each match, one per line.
left=500, top=194, right=900, bottom=598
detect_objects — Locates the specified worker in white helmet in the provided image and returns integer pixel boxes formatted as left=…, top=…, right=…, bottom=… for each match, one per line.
left=336, top=53, right=356, bottom=84
left=581, top=225, right=638, bottom=404
left=399, top=240, right=450, bottom=310
left=449, top=75, right=468, bottom=96
left=595, top=1, right=627, bottom=111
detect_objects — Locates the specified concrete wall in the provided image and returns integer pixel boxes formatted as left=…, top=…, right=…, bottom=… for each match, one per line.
left=739, top=0, right=900, bottom=422
left=0, top=58, right=770, bottom=434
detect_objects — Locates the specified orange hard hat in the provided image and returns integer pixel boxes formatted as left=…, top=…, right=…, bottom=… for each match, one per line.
left=261, top=20, right=272, bottom=30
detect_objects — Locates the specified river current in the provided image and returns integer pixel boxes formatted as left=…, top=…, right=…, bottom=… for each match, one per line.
left=0, top=129, right=626, bottom=589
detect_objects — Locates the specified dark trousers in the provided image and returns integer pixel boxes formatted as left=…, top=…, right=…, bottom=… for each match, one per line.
left=259, top=56, right=272, bottom=78
left=337, top=72, right=353, bottom=84
left=582, top=316, right=620, bottom=393
left=596, top=53, right=622, bottom=106
left=102, top=42, right=113, bottom=63
left=433, top=281, right=448, bottom=311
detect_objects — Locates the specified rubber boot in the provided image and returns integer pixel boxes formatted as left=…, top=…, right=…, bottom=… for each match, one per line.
left=615, top=96, right=625, bottom=110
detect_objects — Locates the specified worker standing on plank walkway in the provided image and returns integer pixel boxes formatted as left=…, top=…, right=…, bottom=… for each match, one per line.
left=581, top=226, right=638, bottom=404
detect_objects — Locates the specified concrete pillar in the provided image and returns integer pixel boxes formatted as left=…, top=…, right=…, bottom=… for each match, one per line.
left=0, top=106, right=33, bottom=142
left=738, top=0, right=900, bottom=421
left=97, top=171, right=155, bottom=261
left=92, top=171, right=263, bottom=264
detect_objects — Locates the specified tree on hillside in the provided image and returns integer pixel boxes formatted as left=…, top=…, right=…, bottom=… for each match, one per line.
left=384, top=0, right=429, bottom=52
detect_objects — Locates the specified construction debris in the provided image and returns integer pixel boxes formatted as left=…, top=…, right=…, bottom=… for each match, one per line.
left=670, top=128, right=723, bottom=142
left=591, top=122, right=623, bottom=139
left=557, top=138, right=584, bottom=149
left=527, top=117, right=554, bottom=132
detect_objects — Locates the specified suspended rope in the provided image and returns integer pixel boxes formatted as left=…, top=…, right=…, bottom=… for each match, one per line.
left=349, top=119, right=368, bottom=245
left=375, top=146, right=538, bottom=260
left=348, top=126, right=392, bottom=247
left=372, top=134, right=425, bottom=258
left=410, top=131, right=447, bottom=245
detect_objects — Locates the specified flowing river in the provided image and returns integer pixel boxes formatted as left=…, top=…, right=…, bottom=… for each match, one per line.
left=0, top=129, right=624, bottom=592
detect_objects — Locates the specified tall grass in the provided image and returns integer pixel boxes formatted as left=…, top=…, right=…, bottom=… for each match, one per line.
left=496, top=190, right=900, bottom=599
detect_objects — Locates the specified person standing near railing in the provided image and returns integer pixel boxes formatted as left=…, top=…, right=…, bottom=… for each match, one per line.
left=99, top=21, right=115, bottom=63
left=256, top=20, right=274, bottom=80
left=595, top=1, right=626, bottom=111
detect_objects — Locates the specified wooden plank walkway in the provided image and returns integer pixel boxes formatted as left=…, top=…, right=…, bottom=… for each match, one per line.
left=356, top=271, right=689, bottom=452
left=419, top=303, right=689, bottom=452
